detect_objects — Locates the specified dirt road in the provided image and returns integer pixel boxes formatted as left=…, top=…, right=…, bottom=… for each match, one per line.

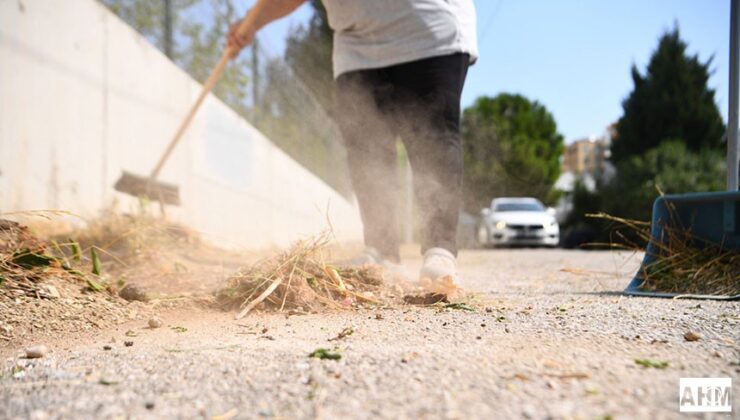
left=2, top=249, right=739, bottom=419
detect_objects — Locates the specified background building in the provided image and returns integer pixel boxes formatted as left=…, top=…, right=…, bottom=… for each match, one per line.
left=560, top=125, right=615, bottom=180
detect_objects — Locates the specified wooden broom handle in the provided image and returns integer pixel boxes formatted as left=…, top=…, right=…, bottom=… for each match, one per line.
left=149, top=0, right=266, bottom=180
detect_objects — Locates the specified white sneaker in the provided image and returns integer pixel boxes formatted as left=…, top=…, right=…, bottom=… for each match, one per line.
left=419, top=247, right=457, bottom=281
left=419, top=248, right=461, bottom=299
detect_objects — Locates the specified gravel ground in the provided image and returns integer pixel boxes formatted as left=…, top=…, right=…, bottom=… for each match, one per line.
left=1, top=249, right=738, bottom=419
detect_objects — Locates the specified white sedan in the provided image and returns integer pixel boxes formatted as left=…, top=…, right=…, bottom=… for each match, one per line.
left=477, top=197, right=559, bottom=247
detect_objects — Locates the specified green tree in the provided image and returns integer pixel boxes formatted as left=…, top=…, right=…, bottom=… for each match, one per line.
left=560, top=179, right=604, bottom=248
left=563, top=142, right=725, bottom=246
left=99, top=0, right=197, bottom=60
left=283, top=0, right=335, bottom=114
left=255, top=1, right=352, bottom=196
left=612, top=27, right=725, bottom=162
left=462, top=94, right=564, bottom=211
left=178, top=0, right=250, bottom=114
left=563, top=29, right=726, bottom=247
left=100, top=0, right=251, bottom=114
left=604, top=141, right=726, bottom=221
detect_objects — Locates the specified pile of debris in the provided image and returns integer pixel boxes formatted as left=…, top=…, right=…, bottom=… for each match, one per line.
left=0, top=219, right=78, bottom=300
left=0, top=216, right=170, bottom=344
left=216, top=233, right=396, bottom=319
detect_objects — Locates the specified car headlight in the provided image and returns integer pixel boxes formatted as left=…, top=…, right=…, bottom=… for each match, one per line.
left=495, top=220, right=507, bottom=230
left=548, top=220, right=558, bottom=228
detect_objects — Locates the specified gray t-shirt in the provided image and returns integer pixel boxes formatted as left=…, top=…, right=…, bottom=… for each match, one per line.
left=321, top=0, right=478, bottom=78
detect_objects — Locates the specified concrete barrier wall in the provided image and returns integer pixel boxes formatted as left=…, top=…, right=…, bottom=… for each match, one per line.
left=0, top=0, right=363, bottom=248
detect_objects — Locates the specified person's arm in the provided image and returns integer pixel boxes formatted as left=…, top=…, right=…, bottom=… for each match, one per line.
left=227, top=0, right=306, bottom=58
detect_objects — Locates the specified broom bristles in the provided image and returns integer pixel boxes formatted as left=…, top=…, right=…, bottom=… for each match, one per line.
left=587, top=213, right=739, bottom=296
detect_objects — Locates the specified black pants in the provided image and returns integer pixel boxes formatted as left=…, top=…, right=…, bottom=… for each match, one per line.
left=335, top=53, right=469, bottom=262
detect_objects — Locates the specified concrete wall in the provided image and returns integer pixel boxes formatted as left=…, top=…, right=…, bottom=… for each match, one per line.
left=0, top=0, right=363, bottom=248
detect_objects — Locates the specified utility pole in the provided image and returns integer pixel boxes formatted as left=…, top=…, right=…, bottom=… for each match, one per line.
left=164, top=0, right=174, bottom=59
left=730, top=0, right=740, bottom=190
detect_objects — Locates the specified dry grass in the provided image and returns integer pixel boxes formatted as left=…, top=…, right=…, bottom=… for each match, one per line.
left=215, top=232, right=391, bottom=319
left=0, top=218, right=86, bottom=298
left=1, top=206, right=203, bottom=300
left=57, top=208, right=245, bottom=299
left=588, top=212, right=739, bottom=296
left=68, top=208, right=199, bottom=257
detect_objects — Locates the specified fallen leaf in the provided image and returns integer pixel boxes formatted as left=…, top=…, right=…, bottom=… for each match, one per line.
left=99, top=376, right=121, bottom=386
left=90, top=247, right=102, bottom=276
left=308, top=348, right=341, bottom=360
left=635, top=358, right=669, bottom=369
left=443, top=302, right=475, bottom=312
left=86, top=278, right=106, bottom=292
left=324, top=267, right=346, bottom=291
left=69, top=239, right=81, bottom=262
left=12, top=249, right=56, bottom=268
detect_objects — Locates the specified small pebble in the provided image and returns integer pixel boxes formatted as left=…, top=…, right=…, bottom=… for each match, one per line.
left=124, top=341, right=133, bottom=347
left=119, top=284, right=149, bottom=302
left=148, top=317, right=163, bottom=329
left=103, top=345, right=112, bottom=351
left=24, top=345, right=48, bottom=359
left=42, top=285, right=61, bottom=299
left=684, top=331, right=701, bottom=342
left=145, top=402, right=155, bottom=410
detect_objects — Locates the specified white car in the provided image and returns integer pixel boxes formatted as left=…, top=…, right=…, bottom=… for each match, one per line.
left=477, top=197, right=559, bottom=247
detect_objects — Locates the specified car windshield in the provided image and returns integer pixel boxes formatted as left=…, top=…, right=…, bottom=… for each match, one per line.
left=494, top=202, right=545, bottom=212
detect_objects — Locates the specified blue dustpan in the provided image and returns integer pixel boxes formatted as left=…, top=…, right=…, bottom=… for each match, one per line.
left=625, top=0, right=740, bottom=300
left=624, top=191, right=740, bottom=300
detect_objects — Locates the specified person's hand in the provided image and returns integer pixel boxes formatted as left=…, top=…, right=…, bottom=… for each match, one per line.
left=227, top=16, right=255, bottom=59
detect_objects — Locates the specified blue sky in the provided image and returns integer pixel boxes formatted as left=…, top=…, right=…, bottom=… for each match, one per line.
left=244, top=0, right=731, bottom=143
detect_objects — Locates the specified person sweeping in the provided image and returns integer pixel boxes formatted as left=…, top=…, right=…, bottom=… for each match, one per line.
left=228, top=0, right=478, bottom=288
